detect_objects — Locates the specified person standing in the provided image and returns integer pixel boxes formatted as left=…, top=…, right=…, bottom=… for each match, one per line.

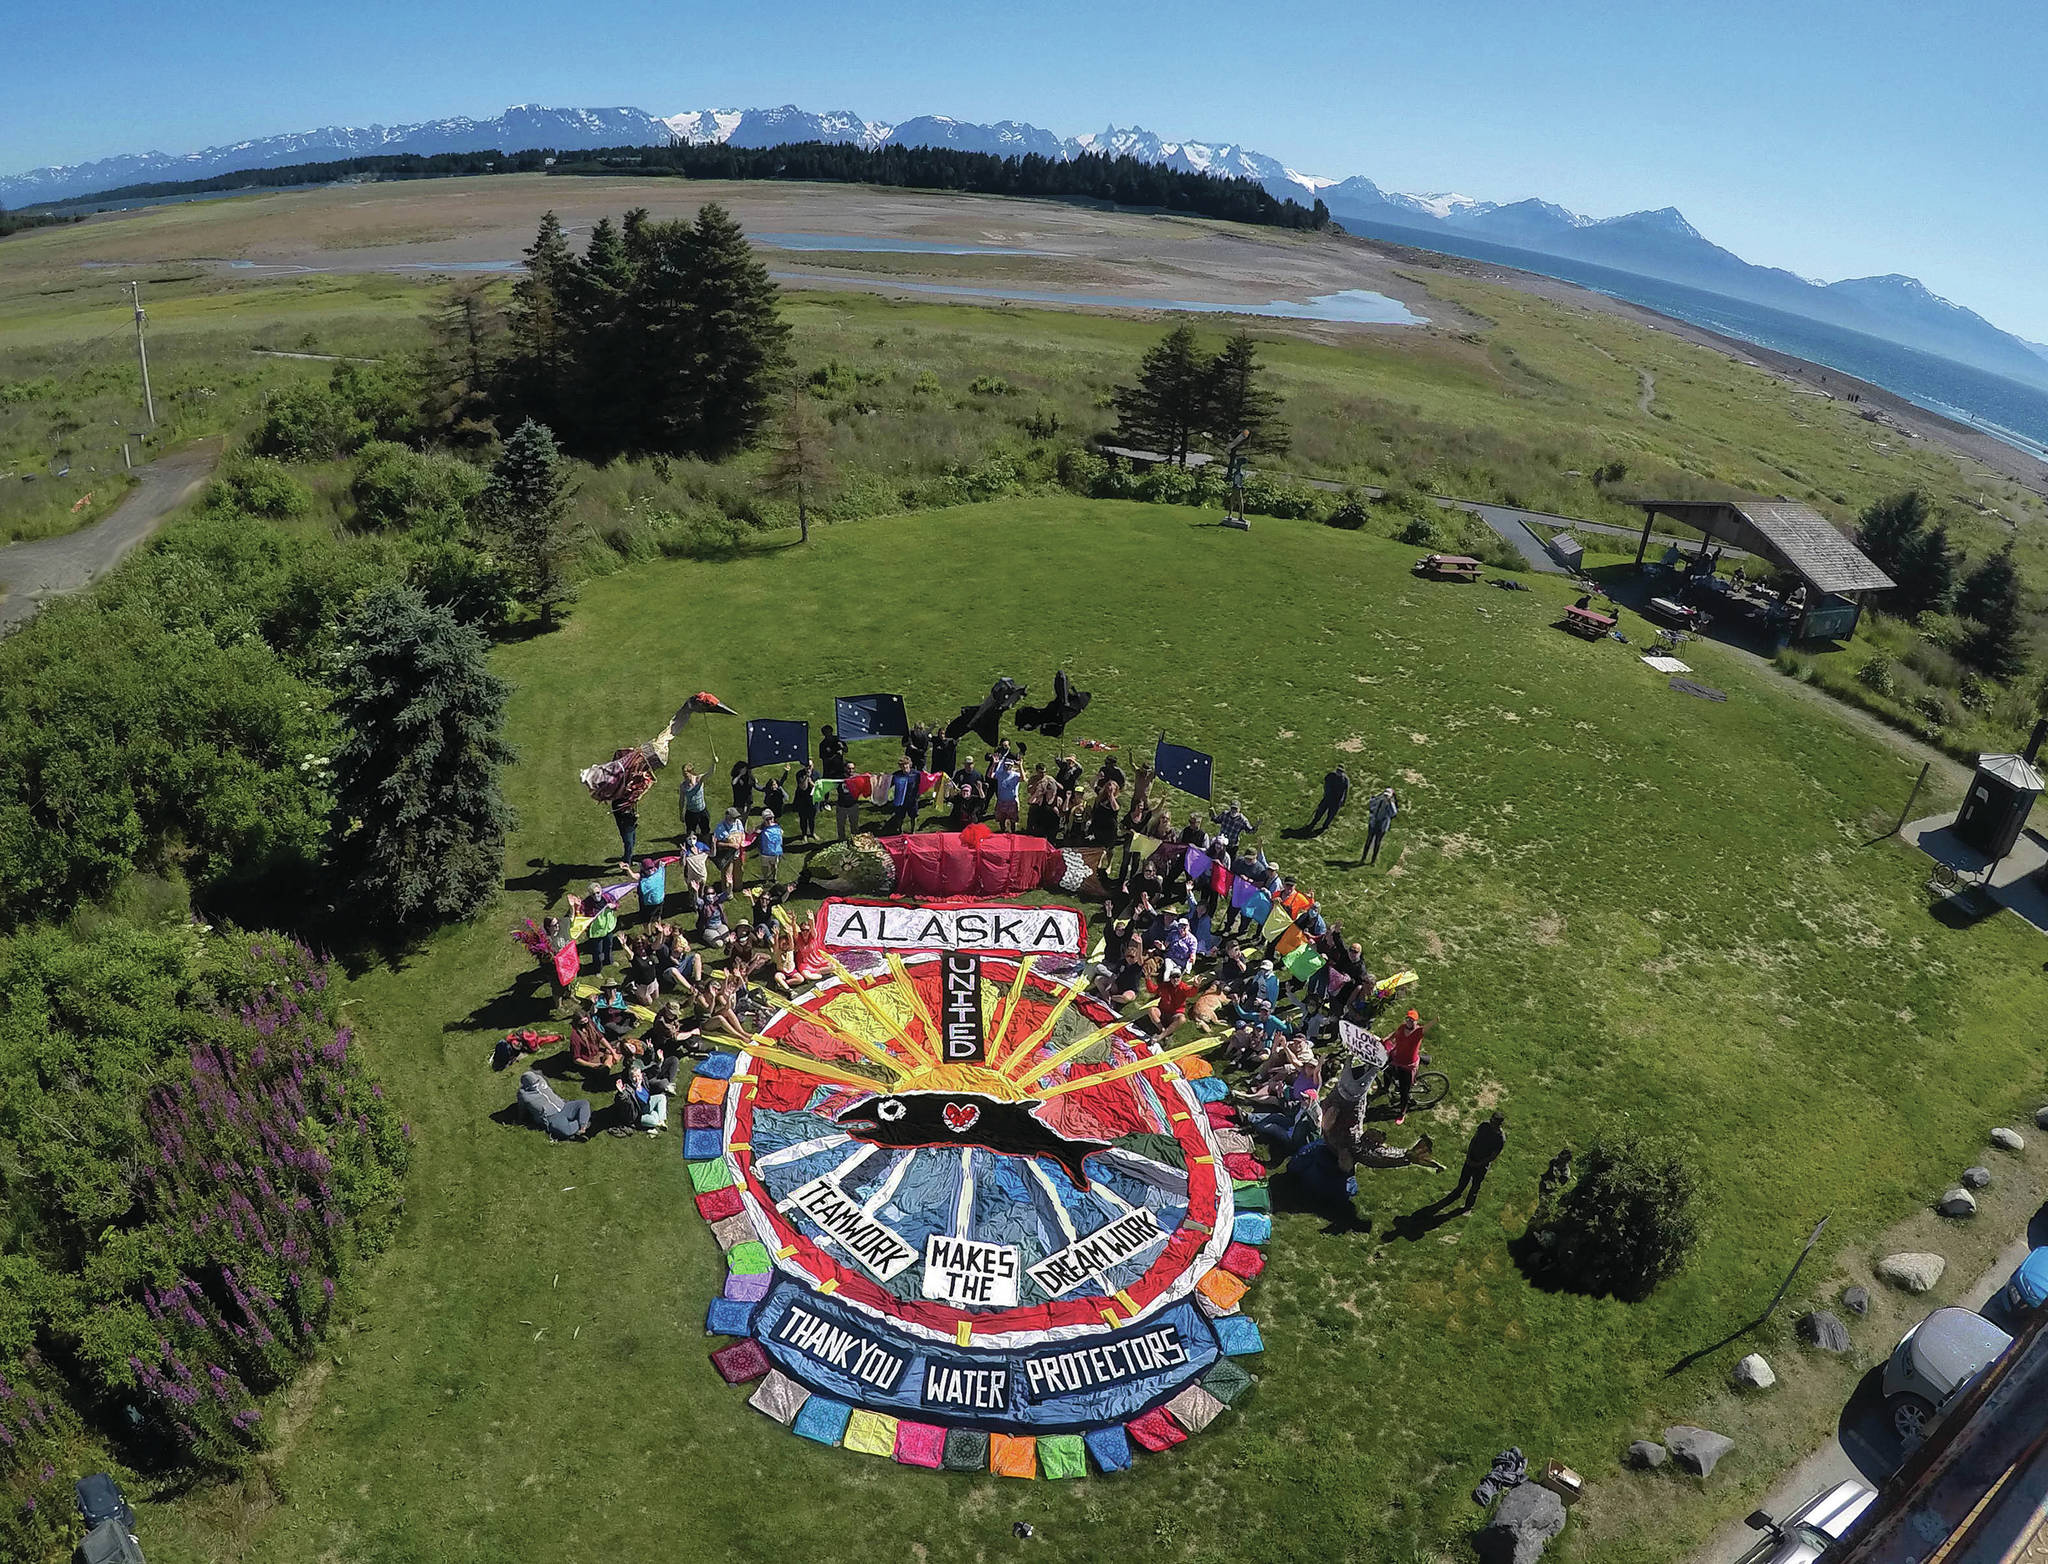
left=756, top=813, right=785, bottom=885
left=761, top=769, right=788, bottom=823
left=678, top=764, right=711, bottom=844
left=792, top=759, right=819, bottom=841
left=729, top=759, right=757, bottom=817
left=581, top=884, right=619, bottom=972
left=832, top=777, right=862, bottom=841
left=1306, top=765, right=1350, bottom=835
left=819, top=725, right=850, bottom=781
left=712, top=809, right=745, bottom=892
left=1381, top=1009, right=1434, bottom=1123
left=883, top=758, right=920, bottom=834
left=951, top=754, right=984, bottom=829
left=611, top=799, right=639, bottom=867
left=636, top=856, right=666, bottom=926
left=990, top=754, right=1024, bottom=833
left=1025, top=762, right=1060, bottom=839
left=1448, top=1112, right=1507, bottom=1210
left=1362, top=786, right=1400, bottom=865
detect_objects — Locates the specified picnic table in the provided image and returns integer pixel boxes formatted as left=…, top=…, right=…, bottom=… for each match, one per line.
left=1561, top=603, right=1616, bottom=639
left=1414, top=554, right=1482, bottom=582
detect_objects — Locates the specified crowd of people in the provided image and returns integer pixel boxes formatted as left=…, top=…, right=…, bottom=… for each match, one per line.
left=509, top=709, right=1518, bottom=1217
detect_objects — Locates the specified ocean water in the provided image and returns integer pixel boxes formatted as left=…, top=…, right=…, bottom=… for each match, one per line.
left=1343, top=220, right=2048, bottom=460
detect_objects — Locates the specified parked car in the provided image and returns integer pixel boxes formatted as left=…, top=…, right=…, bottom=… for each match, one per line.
left=1881, top=1306, right=2013, bottom=1440
left=1739, top=1479, right=1878, bottom=1564
left=2001, top=1246, right=2048, bottom=1313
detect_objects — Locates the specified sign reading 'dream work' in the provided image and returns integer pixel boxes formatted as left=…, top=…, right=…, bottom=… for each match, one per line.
left=820, top=900, right=1084, bottom=957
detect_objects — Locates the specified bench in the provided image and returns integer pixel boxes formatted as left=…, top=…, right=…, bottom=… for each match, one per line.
left=1414, top=554, right=1482, bottom=582
left=1561, top=604, right=1616, bottom=639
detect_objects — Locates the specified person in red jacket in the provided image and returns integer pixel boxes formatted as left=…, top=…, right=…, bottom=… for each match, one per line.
left=1382, top=1009, right=1436, bottom=1124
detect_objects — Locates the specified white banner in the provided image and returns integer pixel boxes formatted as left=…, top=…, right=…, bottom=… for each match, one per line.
left=921, top=1235, right=1021, bottom=1307
left=820, top=901, right=1084, bottom=956
left=777, top=1174, right=919, bottom=1282
left=1026, top=1208, right=1167, bottom=1297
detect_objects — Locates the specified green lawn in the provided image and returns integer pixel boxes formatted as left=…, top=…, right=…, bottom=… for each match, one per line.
left=141, top=497, right=2047, bottom=1564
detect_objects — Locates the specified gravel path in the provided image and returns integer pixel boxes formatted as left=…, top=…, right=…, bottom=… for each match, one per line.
left=0, top=441, right=220, bottom=635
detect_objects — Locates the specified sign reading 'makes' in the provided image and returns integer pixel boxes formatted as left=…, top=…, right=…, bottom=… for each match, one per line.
left=820, top=900, right=1084, bottom=956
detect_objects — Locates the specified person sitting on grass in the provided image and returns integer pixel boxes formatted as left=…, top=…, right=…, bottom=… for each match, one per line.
left=695, top=887, right=734, bottom=950
left=1090, top=941, right=1150, bottom=1009
left=517, top=1070, right=592, bottom=1141
left=569, top=1002, right=622, bottom=1074
left=643, top=1001, right=701, bottom=1063
left=1246, top=1038, right=1319, bottom=1111
left=655, top=926, right=705, bottom=1000
left=615, top=1063, right=668, bottom=1135
left=701, top=971, right=755, bottom=1041
left=621, top=934, right=663, bottom=1010
left=1355, top=1126, right=1444, bottom=1172
left=593, top=981, right=635, bottom=1043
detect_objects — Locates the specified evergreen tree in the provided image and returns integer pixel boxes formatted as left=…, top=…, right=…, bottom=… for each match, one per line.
left=614, top=216, right=703, bottom=458
left=684, top=203, right=792, bottom=457
left=1112, top=322, right=1211, bottom=466
left=505, top=210, right=580, bottom=431
left=1895, top=521, right=1956, bottom=619
left=421, top=281, right=505, bottom=445
left=567, top=217, right=637, bottom=445
left=1855, top=490, right=1930, bottom=587
left=478, top=420, right=580, bottom=630
left=1959, top=540, right=2027, bottom=680
left=329, top=586, right=515, bottom=925
left=763, top=389, right=836, bottom=543
left=1204, top=331, right=1289, bottom=455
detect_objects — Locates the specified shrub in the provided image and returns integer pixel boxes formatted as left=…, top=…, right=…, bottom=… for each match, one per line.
left=1855, top=654, right=1897, bottom=696
left=910, top=370, right=941, bottom=397
left=1395, top=513, right=1445, bottom=548
left=209, top=457, right=313, bottom=520
left=1527, top=1130, right=1704, bottom=1299
left=1018, top=403, right=1062, bottom=440
left=348, top=442, right=484, bottom=535
left=967, top=375, right=1016, bottom=397
left=252, top=382, right=370, bottom=461
left=1915, top=689, right=1963, bottom=727
left=1325, top=492, right=1371, bottom=530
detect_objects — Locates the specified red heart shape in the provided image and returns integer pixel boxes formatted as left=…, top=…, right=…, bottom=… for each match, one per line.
left=942, top=1102, right=981, bottom=1133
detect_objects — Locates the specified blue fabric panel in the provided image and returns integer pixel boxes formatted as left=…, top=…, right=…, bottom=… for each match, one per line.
left=706, top=1297, right=755, bottom=1336
left=1213, top=1315, right=1265, bottom=1355
left=1191, top=1077, right=1230, bottom=1104
left=1231, top=1212, right=1273, bottom=1246
left=1084, top=1424, right=1133, bottom=1471
left=792, top=1394, right=854, bottom=1445
left=683, top=1128, right=723, bottom=1160
left=694, top=1051, right=739, bottom=1080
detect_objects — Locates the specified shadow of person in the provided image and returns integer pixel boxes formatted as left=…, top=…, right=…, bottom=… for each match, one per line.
left=506, top=855, right=614, bottom=906
left=1382, top=1191, right=1466, bottom=1244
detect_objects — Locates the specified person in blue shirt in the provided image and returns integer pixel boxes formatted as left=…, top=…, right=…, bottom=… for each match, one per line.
left=712, top=809, right=745, bottom=892
left=1250, top=958, right=1281, bottom=1009
left=614, top=1063, right=668, bottom=1135
left=883, top=758, right=920, bottom=834
left=990, top=756, right=1024, bottom=832
left=756, top=812, right=785, bottom=885
left=636, top=857, right=666, bottom=925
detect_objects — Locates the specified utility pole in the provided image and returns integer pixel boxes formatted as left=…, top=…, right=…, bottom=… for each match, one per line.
left=128, top=281, right=156, bottom=429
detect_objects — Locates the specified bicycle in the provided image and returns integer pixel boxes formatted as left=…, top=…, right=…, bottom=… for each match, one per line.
left=1373, top=1052, right=1448, bottom=1113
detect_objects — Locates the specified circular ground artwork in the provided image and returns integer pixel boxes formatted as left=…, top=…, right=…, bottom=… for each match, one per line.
left=685, top=915, right=1270, bottom=1477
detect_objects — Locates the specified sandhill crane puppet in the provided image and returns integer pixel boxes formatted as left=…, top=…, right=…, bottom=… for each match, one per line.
left=578, top=693, right=739, bottom=807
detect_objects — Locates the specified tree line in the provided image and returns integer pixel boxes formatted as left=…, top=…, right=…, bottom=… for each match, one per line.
left=557, top=140, right=1333, bottom=231
left=1856, top=490, right=2027, bottom=681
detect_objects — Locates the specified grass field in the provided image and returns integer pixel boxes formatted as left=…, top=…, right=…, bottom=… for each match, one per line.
left=127, top=497, right=2048, bottom=1564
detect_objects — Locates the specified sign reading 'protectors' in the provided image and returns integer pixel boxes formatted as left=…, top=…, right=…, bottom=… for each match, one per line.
left=939, top=952, right=984, bottom=1063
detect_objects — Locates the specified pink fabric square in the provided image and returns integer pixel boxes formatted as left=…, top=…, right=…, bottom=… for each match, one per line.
left=893, top=1419, right=947, bottom=1468
left=709, top=1339, right=771, bottom=1384
left=1126, top=1407, right=1187, bottom=1452
left=1219, top=1242, right=1266, bottom=1280
left=695, top=1185, right=744, bottom=1221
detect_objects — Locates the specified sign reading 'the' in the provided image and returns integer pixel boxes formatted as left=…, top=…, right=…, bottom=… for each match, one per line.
left=921, top=1234, right=1019, bottom=1306
left=939, top=953, right=984, bottom=1063
left=820, top=901, right=1085, bottom=957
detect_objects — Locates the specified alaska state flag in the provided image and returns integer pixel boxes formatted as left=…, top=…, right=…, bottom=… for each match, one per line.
left=1155, top=739, right=1214, bottom=801
left=746, top=720, right=810, bottom=768
left=835, top=694, right=909, bottom=741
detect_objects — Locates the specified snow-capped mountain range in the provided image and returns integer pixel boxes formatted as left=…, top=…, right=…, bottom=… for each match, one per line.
left=4, top=101, right=2043, bottom=394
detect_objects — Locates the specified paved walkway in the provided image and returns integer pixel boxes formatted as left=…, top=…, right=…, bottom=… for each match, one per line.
left=0, top=441, right=220, bottom=635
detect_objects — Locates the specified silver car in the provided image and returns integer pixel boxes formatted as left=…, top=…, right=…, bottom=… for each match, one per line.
left=1881, top=1306, right=2012, bottom=1441
left=1740, top=1480, right=1878, bottom=1564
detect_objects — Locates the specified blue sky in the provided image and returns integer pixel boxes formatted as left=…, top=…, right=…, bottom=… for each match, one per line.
left=7, top=0, right=2044, bottom=339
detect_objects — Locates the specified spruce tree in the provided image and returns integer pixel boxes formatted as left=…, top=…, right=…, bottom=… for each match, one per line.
left=1205, top=331, right=1289, bottom=455
left=685, top=203, right=791, bottom=458
left=1855, top=490, right=1930, bottom=587
left=478, top=420, right=580, bottom=630
left=329, top=586, right=515, bottom=925
left=1895, top=521, right=1956, bottom=619
left=422, top=281, right=505, bottom=444
left=568, top=217, right=637, bottom=446
left=615, top=216, right=703, bottom=457
left=763, top=389, right=836, bottom=543
left=1959, top=541, right=2027, bottom=680
left=1112, top=322, right=1211, bottom=466
left=506, top=210, right=580, bottom=431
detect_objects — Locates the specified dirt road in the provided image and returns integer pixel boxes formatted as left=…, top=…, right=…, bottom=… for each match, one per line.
left=0, top=440, right=219, bottom=634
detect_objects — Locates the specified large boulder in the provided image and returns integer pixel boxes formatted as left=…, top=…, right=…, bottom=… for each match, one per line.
left=1961, top=1166, right=1992, bottom=1190
left=1664, top=1425, right=1734, bottom=1477
left=1938, top=1188, right=1978, bottom=1217
left=1475, top=1483, right=1568, bottom=1564
left=1843, top=1286, right=1870, bottom=1316
left=2034, top=1105, right=2048, bottom=1131
left=1732, top=1354, right=1776, bottom=1390
left=1798, top=1310, right=1852, bottom=1353
left=1627, top=1440, right=1668, bottom=1469
left=1878, top=1253, right=1946, bottom=1293
left=1991, top=1127, right=2026, bottom=1153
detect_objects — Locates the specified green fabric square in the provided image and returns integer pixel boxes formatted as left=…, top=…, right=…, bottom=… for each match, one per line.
left=1202, top=1358, right=1256, bottom=1406
left=726, top=1240, right=772, bottom=1275
left=1039, top=1433, right=1087, bottom=1479
left=1232, top=1180, right=1270, bottom=1212
left=688, top=1157, right=734, bottom=1194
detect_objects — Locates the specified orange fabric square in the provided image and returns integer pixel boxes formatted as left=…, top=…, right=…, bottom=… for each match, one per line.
left=1274, top=925, right=1307, bottom=957
left=687, top=1074, right=728, bottom=1106
left=1180, top=1057, right=1213, bottom=1080
left=989, top=1433, right=1038, bottom=1479
left=1197, top=1269, right=1249, bottom=1312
